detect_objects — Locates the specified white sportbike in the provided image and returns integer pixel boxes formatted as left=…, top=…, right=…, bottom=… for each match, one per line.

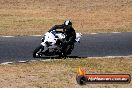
left=33, top=30, right=82, bottom=58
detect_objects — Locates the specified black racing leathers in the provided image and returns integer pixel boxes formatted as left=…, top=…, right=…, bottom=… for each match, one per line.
left=49, top=24, right=76, bottom=55
left=49, top=24, right=76, bottom=44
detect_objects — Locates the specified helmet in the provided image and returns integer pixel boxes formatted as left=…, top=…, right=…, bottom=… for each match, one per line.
left=64, top=20, right=72, bottom=26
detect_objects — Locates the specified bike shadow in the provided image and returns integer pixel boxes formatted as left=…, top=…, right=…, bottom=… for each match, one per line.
left=40, top=56, right=87, bottom=60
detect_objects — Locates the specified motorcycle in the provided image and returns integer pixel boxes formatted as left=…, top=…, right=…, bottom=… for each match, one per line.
left=33, top=29, right=82, bottom=58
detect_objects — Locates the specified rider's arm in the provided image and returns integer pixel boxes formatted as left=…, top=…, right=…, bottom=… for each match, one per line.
left=69, top=30, right=76, bottom=42
left=48, top=24, right=64, bottom=32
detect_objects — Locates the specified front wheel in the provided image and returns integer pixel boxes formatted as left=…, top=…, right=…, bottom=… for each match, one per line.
left=33, top=45, right=44, bottom=58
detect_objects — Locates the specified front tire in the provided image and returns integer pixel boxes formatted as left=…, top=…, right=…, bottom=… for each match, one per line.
left=33, top=45, right=44, bottom=58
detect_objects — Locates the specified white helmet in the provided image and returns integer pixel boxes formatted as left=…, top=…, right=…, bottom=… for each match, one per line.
left=64, top=20, right=72, bottom=26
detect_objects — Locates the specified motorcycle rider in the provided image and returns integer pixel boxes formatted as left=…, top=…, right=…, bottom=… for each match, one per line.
left=49, top=20, right=76, bottom=46
left=49, top=20, right=76, bottom=55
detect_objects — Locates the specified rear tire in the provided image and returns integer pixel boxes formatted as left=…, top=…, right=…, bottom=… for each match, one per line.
left=33, top=45, right=44, bottom=58
left=66, top=44, right=74, bottom=55
left=58, top=53, right=66, bottom=58
left=58, top=44, right=74, bottom=58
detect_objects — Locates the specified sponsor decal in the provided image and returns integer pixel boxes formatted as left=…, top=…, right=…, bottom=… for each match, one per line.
left=76, top=68, right=131, bottom=85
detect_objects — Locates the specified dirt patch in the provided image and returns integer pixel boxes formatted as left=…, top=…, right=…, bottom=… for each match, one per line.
left=0, top=0, right=132, bottom=36
left=0, top=57, right=132, bottom=88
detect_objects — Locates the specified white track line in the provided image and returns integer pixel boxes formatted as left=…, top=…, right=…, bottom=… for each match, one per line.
left=2, top=36, right=15, bottom=38
left=1, top=55, right=132, bottom=65
left=30, top=60, right=37, bottom=62
left=90, top=33, right=98, bottom=35
left=17, top=61, right=28, bottom=63
left=112, top=32, right=121, bottom=34
left=98, top=32, right=108, bottom=34
left=0, top=32, right=130, bottom=37
left=1, top=62, right=14, bottom=65
left=0, top=35, right=42, bottom=37
left=88, top=55, right=132, bottom=59
left=30, top=35, right=41, bottom=37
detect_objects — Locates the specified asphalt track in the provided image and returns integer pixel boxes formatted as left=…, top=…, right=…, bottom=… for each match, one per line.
left=0, top=32, right=132, bottom=63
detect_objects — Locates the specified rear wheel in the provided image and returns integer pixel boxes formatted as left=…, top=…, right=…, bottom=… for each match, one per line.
left=33, top=45, right=44, bottom=58
left=65, top=44, right=74, bottom=55
left=58, top=52, right=66, bottom=58
left=58, top=44, right=74, bottom=58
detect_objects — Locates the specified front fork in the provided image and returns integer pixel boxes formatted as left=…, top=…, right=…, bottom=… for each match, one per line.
left=41, top=42, right=48, bottom=52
